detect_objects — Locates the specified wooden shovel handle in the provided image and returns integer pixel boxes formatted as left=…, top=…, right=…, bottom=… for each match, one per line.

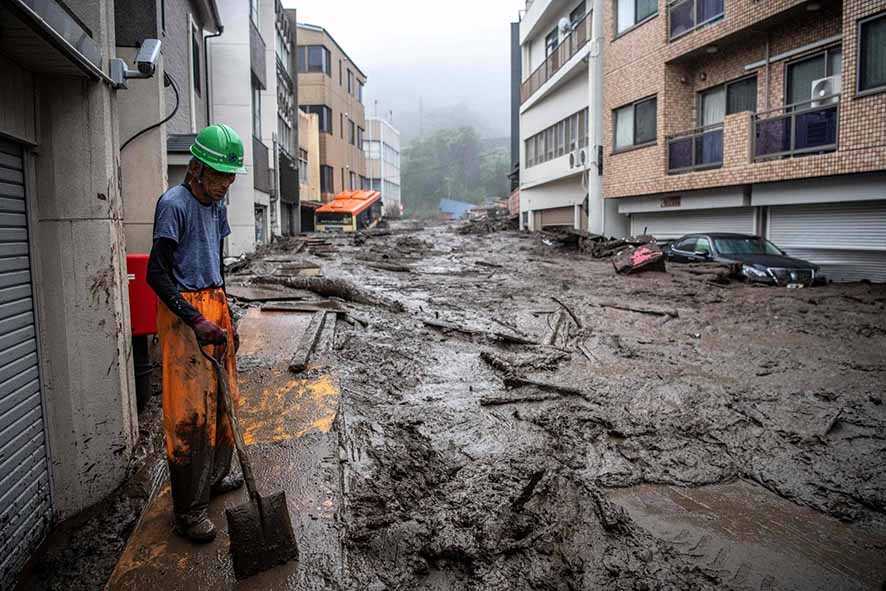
left=199, top=343, right=260, bottom=500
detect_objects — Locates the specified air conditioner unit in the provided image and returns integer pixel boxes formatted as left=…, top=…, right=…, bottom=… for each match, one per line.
left=810, top=75, right=841, bottom=107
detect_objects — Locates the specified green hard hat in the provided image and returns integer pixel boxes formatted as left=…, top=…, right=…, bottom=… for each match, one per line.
left=189, top=124, right=247, bottom=174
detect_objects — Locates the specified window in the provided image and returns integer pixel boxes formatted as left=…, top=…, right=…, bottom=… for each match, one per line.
left=357, top=127, right=364, bottom=149
left=320, top=165, right=333, bottom=194
left=191, top=26, right=201, bottom=96
left=698, top=76, right=757, bottom=126
left=349, top=120, right=356, bottom=145
left=545, top=27, right=559, bottom=57
left=341, top=167, right=346, bottom=191
left=350, top=171, right=358, bottom=190
left=347, top=69, right=354, bottom=94
left=297, top=45, right=331, bottom=75
left=298, top=148, right=308, bottom=183
left=695, top=237, right=711, bottom=255
left=614, top=97, right=656, bottom=150
left=570, top=1, right=587, bottom=26
left=859, top=13, right=886, bottom=94
left=339, top=60, right=343, bottom=84
left=252, top=84, right=261, bottom=138
left=787, top=47, right=842, bottom=107
left=673, top=237, right=697, bottom=252
left=340, top=114, right=344, bottom=138
left=616, top=0, right=657, bottom=35
left=303, top=105, right=332, bottom=134
left=524, top=108, right=589, bottom=168
left=357, top=80, right=364, bottom=104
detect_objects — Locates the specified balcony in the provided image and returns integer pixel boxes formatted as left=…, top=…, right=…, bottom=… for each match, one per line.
left=667, top=123, right=724, bottom=174
left=753, top=96, right=839, bottom=161
left=253, top=137, right=272, bottom=193
left=250, top=21, right=267, bottom=89
left=668, top=0, right=724, bottom=41
left=520, top=11, right=591, bottom=104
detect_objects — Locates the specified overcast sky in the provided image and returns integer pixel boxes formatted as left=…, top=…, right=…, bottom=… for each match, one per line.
left=283, top=0, right=526, bottom=140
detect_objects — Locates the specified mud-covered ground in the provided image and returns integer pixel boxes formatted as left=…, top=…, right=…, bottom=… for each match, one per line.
left=21, top=222, right=886, bottom=591
left=318, top=223, right=885, bottom=590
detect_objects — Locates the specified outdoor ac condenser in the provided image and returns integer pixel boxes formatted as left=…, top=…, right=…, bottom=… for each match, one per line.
left=810, top=75, right=841, bottom=107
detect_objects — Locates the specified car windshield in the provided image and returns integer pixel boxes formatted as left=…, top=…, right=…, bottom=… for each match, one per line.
left=713, top=237, right=783, bottom=256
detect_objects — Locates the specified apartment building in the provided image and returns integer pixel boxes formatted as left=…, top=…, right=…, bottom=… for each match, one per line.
left=116, top=0, right=223, bottom=253
left=276, top=4, right=299, bottom=235
left=604, top=0, right=886, bottom=281
left=365, top=117, right=403, bottom=218
left=0, top=0, right=148, bottom=583
left=518, top=0, right=625, bottom=235
left=296, top=23, right=368, bottom=203
left=207, top=0, right=275, bottom=255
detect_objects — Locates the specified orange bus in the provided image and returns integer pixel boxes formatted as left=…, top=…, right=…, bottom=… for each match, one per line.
left=315, top=190, right=383, bottom=233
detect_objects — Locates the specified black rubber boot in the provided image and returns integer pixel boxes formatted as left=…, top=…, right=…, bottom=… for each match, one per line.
left=211, top=473, right=244, bottom=497
left=174, top=512, right=217, bottom=543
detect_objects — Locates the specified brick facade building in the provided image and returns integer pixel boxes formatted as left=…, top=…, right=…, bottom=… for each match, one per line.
left=602, top=0, right=886, bottom=281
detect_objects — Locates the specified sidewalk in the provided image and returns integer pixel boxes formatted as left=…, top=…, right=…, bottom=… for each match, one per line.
left=107, top=309, right=343, bottom=590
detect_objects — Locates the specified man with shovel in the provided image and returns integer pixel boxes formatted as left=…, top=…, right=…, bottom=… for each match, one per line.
left=147, top=123, right=246, bottom=543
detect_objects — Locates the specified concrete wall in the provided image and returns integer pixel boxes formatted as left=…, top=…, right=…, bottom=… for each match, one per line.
left=298, top=109, right=321, bottom=202
left=0, top=0, right=140, bottom=521
left=118, top=49, right=168, bottom=254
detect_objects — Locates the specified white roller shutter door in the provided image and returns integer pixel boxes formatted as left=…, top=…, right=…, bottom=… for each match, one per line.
left=630, top=207, right=756, bottom=241
left=0, top=137, right=52, bottom=588
left=768, top=201, right=886, bottom=283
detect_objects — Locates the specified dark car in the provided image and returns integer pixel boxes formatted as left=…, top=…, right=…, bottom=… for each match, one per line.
left=663, top=233, right=823, bottom=287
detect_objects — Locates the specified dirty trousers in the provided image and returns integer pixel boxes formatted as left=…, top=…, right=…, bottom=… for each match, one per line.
left=156, top=288, right=240, bottom=518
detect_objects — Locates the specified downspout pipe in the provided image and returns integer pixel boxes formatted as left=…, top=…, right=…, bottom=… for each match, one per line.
left=587, top=0, right=605, bottom=235
left=203, top=4, right=224, bottom=126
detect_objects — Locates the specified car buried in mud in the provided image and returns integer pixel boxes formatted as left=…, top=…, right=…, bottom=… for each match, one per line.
left=663, top=233, right=823, bottom=287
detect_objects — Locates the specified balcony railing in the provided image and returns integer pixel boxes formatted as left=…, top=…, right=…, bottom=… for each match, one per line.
left=667, top=123, right=724, bottom=174
left=668, top=0, right=724, bottom=41
left=520, top=11, right=591, bottom=104
left=752, top=96, right=839, bottom=161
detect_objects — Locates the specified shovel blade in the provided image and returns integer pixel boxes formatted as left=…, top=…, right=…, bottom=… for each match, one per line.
left=226, top=491, right=299, bottom=579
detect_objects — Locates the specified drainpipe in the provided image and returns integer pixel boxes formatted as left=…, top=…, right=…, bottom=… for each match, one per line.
left=587, top=0, right=605, bottom=235
left=204, top=22, right=224, bottom=125
left=764, top=32, right=771, bottom=111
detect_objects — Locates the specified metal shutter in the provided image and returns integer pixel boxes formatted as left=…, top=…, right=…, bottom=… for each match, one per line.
left=630, top=207, right=756, bottom=240
left=540, top=206, right=574, bottom=228
left=0, top=137, right=51, bottom=588
left=768, top=201, right=886, bottom=283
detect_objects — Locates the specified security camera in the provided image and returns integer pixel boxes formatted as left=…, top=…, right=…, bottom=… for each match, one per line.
left=136, top=39, right=161, bottom=76
left=110, top=38, right=162, bottom=89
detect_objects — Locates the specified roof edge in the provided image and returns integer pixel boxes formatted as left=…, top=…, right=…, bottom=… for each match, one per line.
left=295, top=21, right=367, bottom=79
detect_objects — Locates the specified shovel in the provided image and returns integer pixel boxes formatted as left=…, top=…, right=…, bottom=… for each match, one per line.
left=199, top=342, right=299, bottom=579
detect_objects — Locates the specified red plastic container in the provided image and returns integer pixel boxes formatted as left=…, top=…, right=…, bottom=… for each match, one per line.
left=127, top=254, right=158, bottom=336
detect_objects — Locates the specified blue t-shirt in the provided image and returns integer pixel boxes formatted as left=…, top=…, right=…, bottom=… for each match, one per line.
left=153, top=184, right=231, bottom=292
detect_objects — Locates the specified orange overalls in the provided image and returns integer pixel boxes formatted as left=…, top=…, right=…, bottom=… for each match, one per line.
left=156, top=288, right=240, bottom=518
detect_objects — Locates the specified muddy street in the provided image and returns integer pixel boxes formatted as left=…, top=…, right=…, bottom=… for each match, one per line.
left=88, top=222, right=886, bottom=591
left=319, top=223, right=886, bottom=591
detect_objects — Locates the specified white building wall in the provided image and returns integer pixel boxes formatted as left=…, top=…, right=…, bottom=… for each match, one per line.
left=260, top=0, right=278, bottom=237
left=210, top=0, right=257, bottom=256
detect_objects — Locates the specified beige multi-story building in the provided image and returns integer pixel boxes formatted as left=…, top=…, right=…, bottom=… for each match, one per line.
left=296, top=23, right=368, bottom=202
left=603, top=0, right=886, bottom=281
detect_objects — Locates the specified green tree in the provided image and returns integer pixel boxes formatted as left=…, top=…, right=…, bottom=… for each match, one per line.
left=402, top=127, right=510, bottom=217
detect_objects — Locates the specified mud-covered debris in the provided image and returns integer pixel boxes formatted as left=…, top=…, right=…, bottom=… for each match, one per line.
left=456, top=206, right=517, bottom=235
left=613, top=244, right=667, bottom=274
left=256, top=275, right=404, bottom=312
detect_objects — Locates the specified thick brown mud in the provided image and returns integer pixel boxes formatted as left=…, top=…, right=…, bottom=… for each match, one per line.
left=322, top=223, right=885, bottom=590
